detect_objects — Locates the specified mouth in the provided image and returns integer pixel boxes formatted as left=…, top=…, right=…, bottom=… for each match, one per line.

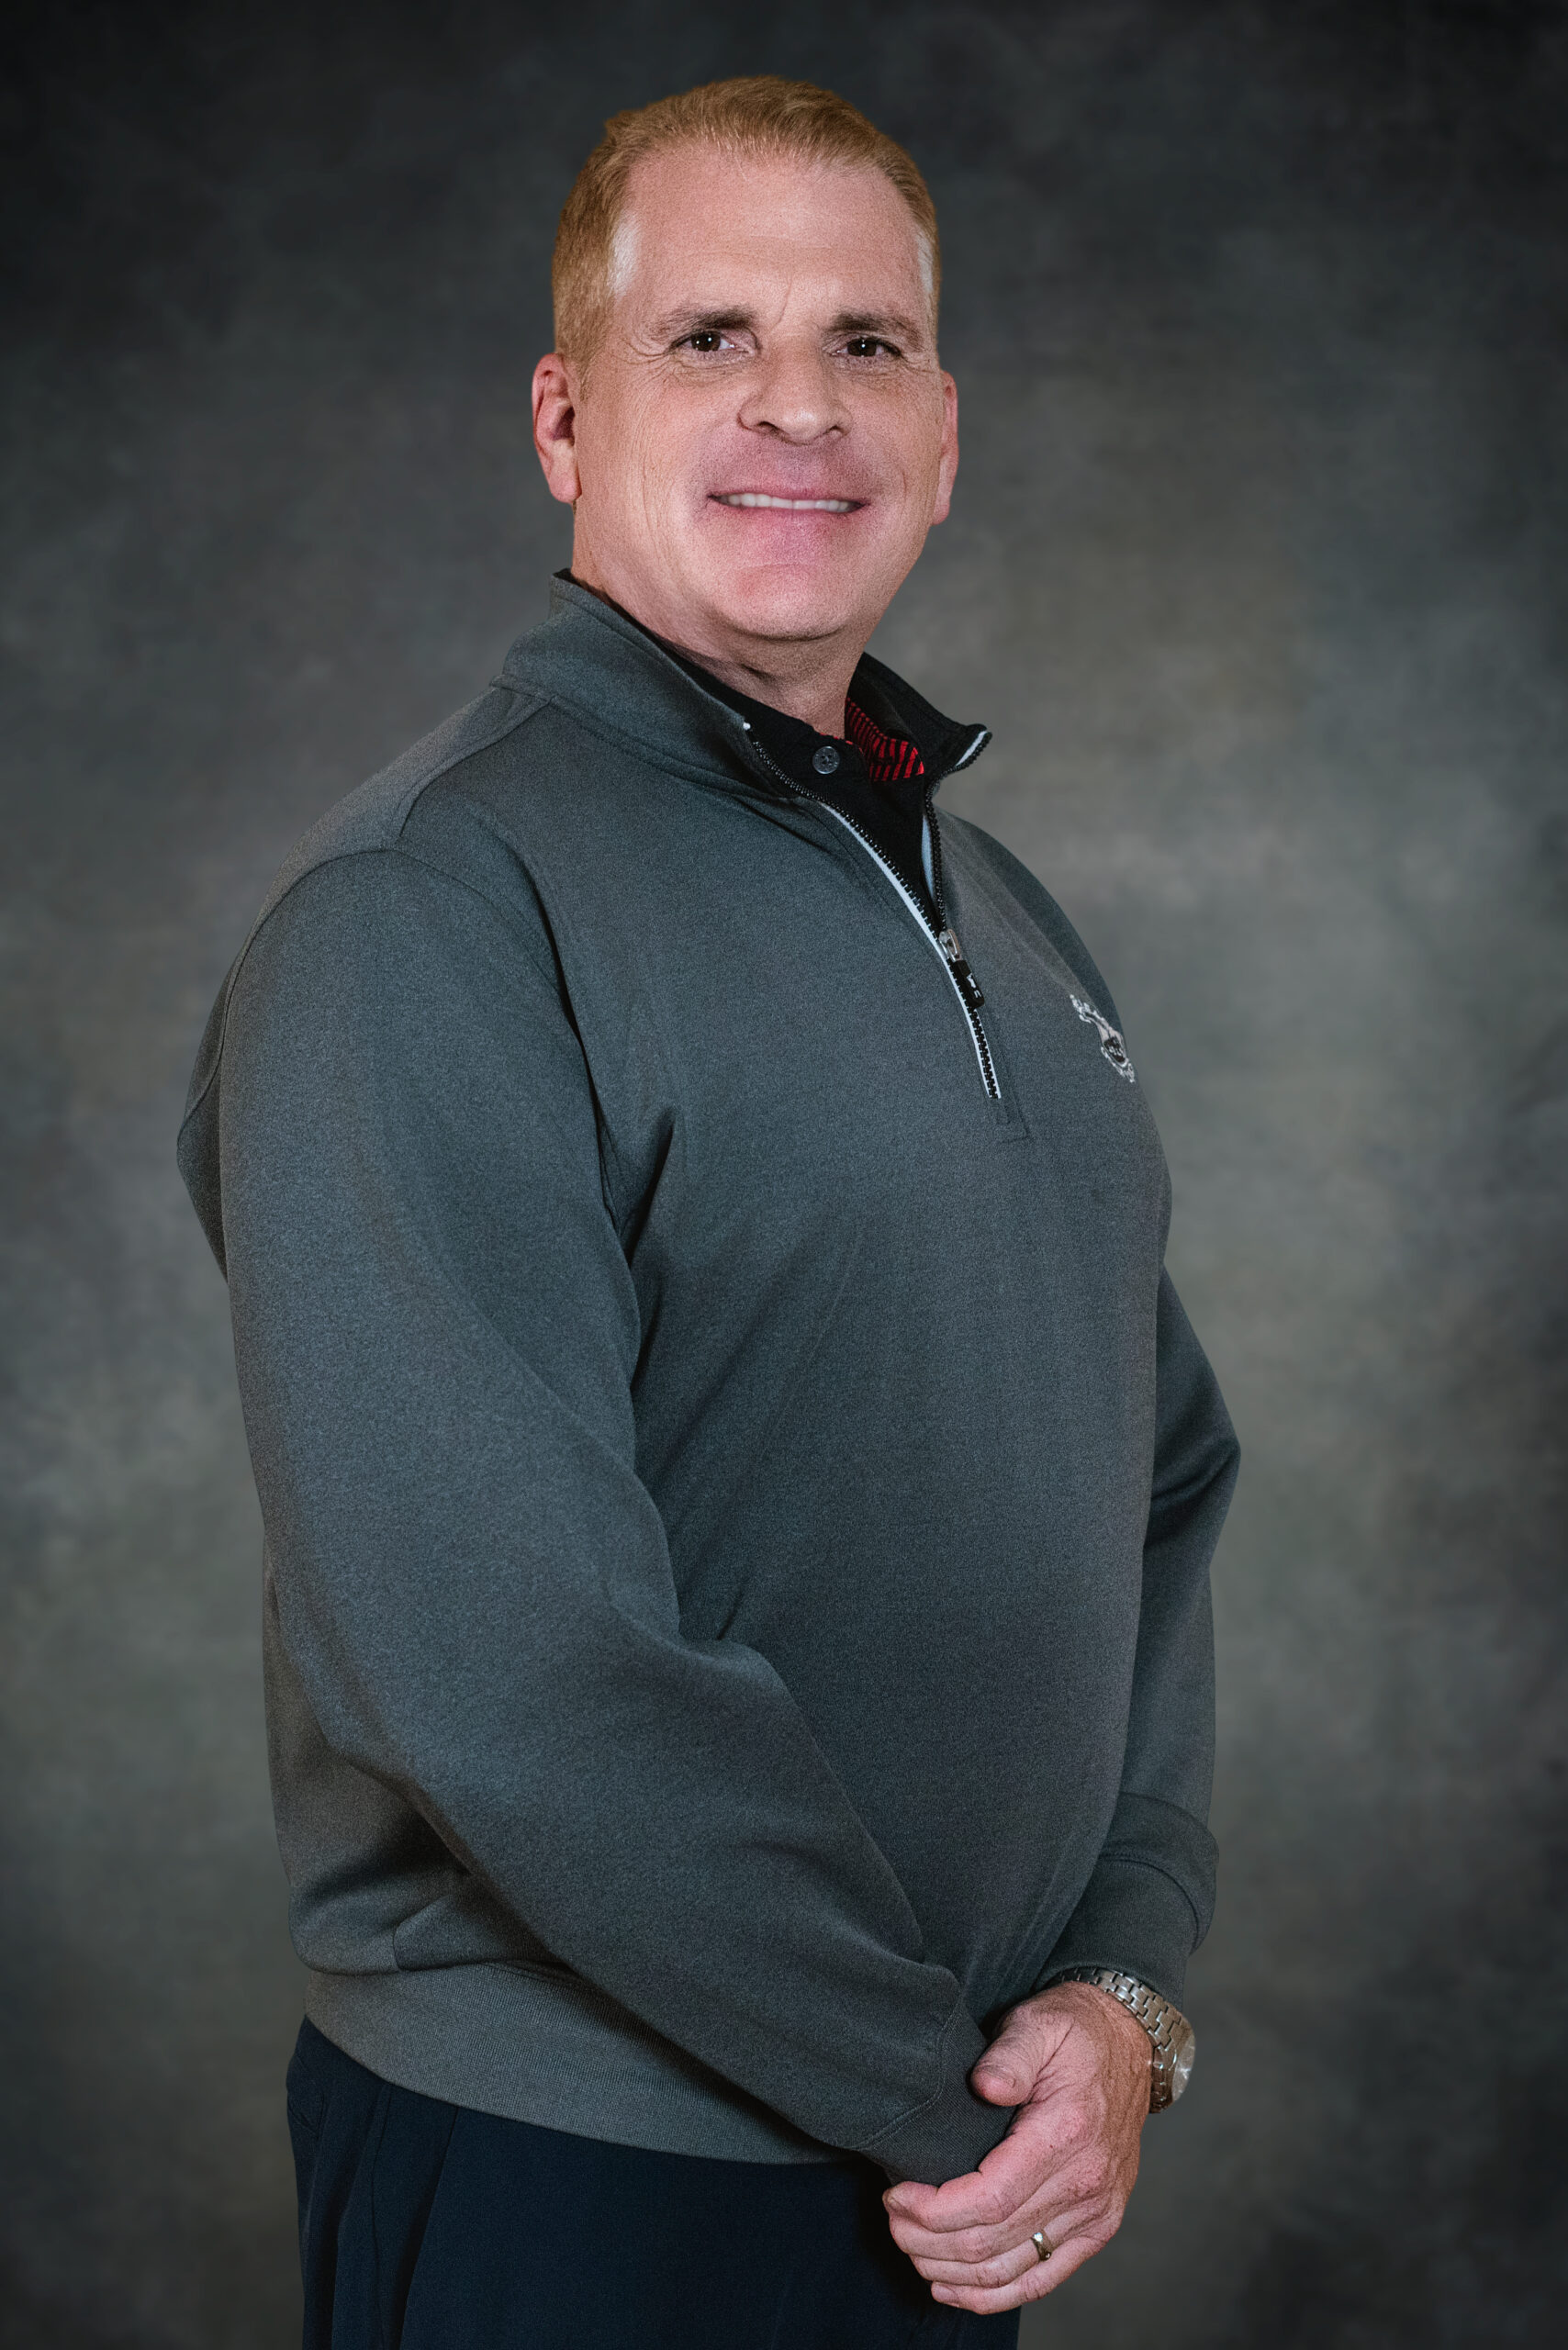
left=711, top=492, right=863, bottom=513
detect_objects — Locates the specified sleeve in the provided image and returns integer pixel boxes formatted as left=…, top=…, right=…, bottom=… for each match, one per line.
left=1034, top=1270, right=1239, bottom=2004
left=212, top=844, right=1008, bottom=2186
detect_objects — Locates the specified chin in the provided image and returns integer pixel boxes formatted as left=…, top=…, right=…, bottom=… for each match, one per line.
left=701, top=563, right=876, bottom=648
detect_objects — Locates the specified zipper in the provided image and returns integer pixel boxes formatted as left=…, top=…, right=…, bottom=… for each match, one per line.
left=742, top=727, right=1002, bottom=1101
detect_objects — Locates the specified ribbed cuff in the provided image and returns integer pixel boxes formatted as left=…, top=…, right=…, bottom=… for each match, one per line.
left=1031, top=1789, right=1215, bottom=2006
left=861, top=1998, right=1013, bottom=2188
left=1033, top=1855, right=1203, bottom=2006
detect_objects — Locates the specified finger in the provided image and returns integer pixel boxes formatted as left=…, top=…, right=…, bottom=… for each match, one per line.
left=927, top=2226, right=1103, bottom=2315
left=916, top=2187, right=1126, bottom=2313
left=886, top=2109, right=1067, bottom=2228
left=898, top=2221, right=1122, bottom=2307
left=885, top=2107, right=1075, bottom=2234
left=911, top=2230, right=1058, bottom=2291
left=886, top=2173, right=1096, bottom=2269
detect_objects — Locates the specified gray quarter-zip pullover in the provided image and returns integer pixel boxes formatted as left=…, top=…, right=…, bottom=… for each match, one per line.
left=178, top=576, right=1238, bottom=2186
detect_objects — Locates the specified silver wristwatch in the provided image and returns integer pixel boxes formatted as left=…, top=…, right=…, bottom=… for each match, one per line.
left=1044, top=1967, right=1195, bottom=2111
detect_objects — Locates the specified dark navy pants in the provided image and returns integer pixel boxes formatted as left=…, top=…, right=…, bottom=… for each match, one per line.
left=287, top=2020, right=1021, bottom=2350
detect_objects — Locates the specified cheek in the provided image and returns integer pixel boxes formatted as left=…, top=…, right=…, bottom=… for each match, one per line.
left=577, top=386, right=650, bottom=504
left=604, top=402, right=707, bottom=533
left=868, top=393, right=947, bottom=505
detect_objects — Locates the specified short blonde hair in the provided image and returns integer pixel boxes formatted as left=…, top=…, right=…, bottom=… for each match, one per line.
left=552, top=75, right=940, bottom=370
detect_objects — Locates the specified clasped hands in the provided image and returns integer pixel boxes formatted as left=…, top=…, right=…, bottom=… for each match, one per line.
left=882, top=1981, right=1153, bottom=2316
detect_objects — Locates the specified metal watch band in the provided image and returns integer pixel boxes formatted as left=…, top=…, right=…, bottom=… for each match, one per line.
left=1043, top=1966, right=1194, bottom=2111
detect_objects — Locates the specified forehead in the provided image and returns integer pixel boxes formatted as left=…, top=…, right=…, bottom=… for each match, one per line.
left=613, top=145, right=932, bottom=323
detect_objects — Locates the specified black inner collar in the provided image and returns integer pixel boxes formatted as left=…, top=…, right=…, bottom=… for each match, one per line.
left=591, top=638, right=931, bottom=926
left=667, top=650, right=938, bottom=921
left=559, top=576, right=946, bottom=921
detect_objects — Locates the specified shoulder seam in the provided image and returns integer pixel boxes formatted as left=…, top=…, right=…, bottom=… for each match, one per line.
left=388, top=842, right=562, bottom=993
left=385, top=687, right=547, bottom=842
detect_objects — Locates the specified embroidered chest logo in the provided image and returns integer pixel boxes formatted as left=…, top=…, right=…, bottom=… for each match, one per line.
left=1070, top=997, right=1137, bottom=1083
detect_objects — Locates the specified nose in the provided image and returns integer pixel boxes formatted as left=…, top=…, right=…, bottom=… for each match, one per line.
left=736, top=340, right=848, bottom=443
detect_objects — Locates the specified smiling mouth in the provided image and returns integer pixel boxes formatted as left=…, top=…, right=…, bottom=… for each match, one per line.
left=711, top=493, right=862, bottom=512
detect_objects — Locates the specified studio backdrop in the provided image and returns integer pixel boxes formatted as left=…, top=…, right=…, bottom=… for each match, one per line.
left=2, top=4, right=1564, bottom=2344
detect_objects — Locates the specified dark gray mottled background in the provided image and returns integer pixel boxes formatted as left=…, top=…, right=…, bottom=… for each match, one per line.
left=3, top=2, right=1565, bottom=2343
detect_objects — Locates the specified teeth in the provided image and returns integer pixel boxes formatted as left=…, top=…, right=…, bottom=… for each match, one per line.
left=716, top=493, right=856, bottom=511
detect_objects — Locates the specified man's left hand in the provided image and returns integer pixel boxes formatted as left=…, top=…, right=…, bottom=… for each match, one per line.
left=882, top=1981, right=1152, bottom=2315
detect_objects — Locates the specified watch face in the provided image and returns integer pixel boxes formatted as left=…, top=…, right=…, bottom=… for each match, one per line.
left=1167, top=2018, right=1196, bottom=2101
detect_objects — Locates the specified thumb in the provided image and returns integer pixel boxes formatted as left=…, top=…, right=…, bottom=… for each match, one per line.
left=970, top=2011, right=1047, bottom=2106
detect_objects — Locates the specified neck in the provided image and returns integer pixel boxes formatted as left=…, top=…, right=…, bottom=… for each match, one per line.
left=661, top=642, right=857, bottom=737
left=567, top=552, right=864, bottom=738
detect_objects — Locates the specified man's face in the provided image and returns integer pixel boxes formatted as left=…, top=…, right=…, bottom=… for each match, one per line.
left=535, top=144, right=958, bottom=673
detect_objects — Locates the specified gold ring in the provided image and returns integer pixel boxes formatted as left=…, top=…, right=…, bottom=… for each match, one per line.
left=1031, top=2229, right=1053, bottom=2263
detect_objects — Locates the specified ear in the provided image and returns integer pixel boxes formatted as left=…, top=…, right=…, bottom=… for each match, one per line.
left=532, top=353, right=582, bottom=506
left=931, top=370, right=958, bottom=526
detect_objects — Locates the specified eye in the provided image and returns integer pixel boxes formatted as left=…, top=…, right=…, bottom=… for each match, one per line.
left=841, top=335, right=901, bottom=360
left=679, top=329, right=734, bottom=353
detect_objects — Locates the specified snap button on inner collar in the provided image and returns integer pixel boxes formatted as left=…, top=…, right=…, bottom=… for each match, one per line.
left=812, top=744, right=840, bottom=776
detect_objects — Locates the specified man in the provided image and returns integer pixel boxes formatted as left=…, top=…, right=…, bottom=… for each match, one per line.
left=180, top=76, right=1238, bottom=2349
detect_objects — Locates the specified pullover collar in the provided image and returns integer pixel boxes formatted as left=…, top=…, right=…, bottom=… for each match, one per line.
left=498, top=574, right=991, bottom=805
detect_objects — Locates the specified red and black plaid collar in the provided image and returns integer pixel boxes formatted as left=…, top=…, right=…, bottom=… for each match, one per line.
left=652, top=617, right=935, bottom=796
left=842, top=699, right=925, bottom=788
left=562, top=577, right=988, bottom=795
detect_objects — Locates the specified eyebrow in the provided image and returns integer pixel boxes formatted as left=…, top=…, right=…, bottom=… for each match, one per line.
left=651, top=307, right=758, bottom=342
left=650, top=305, right=928, bottom=347
left=826, top=309, right=926, bottom=344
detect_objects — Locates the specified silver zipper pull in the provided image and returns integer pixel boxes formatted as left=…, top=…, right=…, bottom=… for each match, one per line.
left=937, top=927, right=985, bottom=1008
